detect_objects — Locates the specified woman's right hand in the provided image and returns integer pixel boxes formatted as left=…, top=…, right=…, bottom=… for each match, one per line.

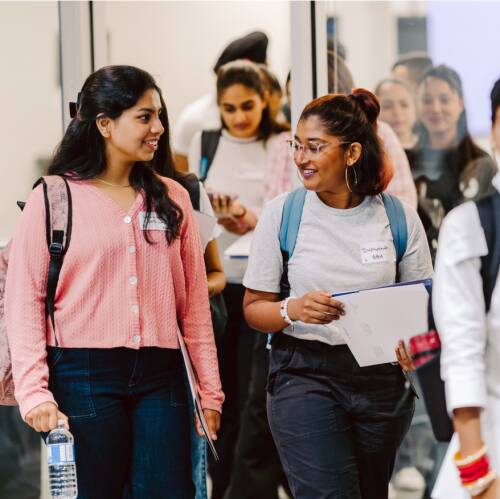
left=288, top=291, right=345, bottom=324
left=25, top=402, right=68, bottom=432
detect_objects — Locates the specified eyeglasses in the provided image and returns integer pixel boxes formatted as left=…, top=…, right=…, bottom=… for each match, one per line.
left=286, top=139, right=349, bottom=158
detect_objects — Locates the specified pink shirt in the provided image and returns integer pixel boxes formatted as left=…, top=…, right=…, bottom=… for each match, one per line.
left=5, top=177, right=224, bottom=419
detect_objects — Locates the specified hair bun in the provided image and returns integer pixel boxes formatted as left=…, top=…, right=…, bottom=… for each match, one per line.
left=350, top=88, right=380, bottom=124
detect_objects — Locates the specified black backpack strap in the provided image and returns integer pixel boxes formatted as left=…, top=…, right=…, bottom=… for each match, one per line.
left=178, top=173, right=201, bottom=211
left=36, top=176, right=73, bottom=344
left=199, top=129, right=222, bottom=182
left=476, top=192, right=500, bottom=312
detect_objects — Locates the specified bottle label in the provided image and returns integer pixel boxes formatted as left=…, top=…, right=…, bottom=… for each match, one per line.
left=47, top=443, right=75, bottom=465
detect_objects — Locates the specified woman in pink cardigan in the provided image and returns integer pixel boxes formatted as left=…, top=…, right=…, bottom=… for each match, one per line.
left=5, top=65, right=223, bottom=499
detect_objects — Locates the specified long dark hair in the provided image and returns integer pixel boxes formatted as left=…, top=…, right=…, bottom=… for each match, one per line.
left=300, top=89, right=393, bottom=195
left=216, top=60, right=289, bottom=141
left=47, top=65, right=182, bottom=244
left=415, top=64, right=487, bottom=172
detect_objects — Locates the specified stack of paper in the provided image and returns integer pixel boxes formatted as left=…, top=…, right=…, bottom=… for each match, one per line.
left=223, top=231, right=253, bottom=259
left=332, top=282, right=429, bottom=367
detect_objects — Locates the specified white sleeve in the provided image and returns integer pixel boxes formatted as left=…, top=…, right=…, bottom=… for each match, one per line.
left=243, top=194, right=288, bottom=293
left=433, top=202, right=489, bottom=413
left=398, top=203, right=433, bottom=282
left=187, top=131, right=202, bottom=176
left=198, top=182, right=222, bottom=240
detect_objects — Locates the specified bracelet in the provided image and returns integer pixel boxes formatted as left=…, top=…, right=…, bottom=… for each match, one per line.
left=455, top=445, right=497, bottom=495
left=464, top=470, right=497, bottom=496
left=455, top=445, right=487, bottom=467
left=280, top=297, right=295, bottom=328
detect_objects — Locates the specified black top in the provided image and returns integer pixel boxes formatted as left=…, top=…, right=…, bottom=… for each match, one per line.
left=406, top=142, right=496, bottom=261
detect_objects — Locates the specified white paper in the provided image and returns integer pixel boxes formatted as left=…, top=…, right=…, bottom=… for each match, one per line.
left=332, top=284, right=429, bottom=366
left=223, top=231, right=253, bottom=259
left=193, top=211, right=217, bottom=250
left=177, top=328, right=219, bottom=461
left=431, top=434, right=465, bottom=498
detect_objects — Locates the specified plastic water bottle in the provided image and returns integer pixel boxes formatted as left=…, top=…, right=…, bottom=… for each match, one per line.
left=46, top=419, right=78, bottom=498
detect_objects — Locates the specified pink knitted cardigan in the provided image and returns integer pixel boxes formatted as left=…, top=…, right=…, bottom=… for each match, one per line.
left=5, top=176, right=224, bottom=419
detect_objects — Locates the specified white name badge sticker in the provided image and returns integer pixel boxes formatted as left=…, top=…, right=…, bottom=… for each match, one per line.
left=138, top=212, right=168, bottom=231
left=360, top=241, right=395, bottom=264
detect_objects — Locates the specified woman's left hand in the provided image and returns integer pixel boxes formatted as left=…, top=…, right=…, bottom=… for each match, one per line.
left=195, top=409, right=221, bottom=441
left=395, top=340, right=415, bottom=372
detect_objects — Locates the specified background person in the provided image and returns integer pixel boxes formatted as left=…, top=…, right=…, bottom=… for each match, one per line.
left=431, top=78, right=500, bottom=499
left=392, top=52, right=433, bottom=91
left=173, top=31, right=269, bottom=172
left=376, top=77, right=419, bottom=149
left=407, top=64, right=497, bottom=261
left=243, top=89, right=432, bottom=499
left=188, top=59, right=288, bottom=499
left=5, top=65, right=223, bottom=499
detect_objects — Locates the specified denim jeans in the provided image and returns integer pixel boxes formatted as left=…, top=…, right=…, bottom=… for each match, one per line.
left=267, top=334, right=414, bottom=499
left=185, top=370, right=208, bottom=499
left=45, top=346, right=194, bottom=499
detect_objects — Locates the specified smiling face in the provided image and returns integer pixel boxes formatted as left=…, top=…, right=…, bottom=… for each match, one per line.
left=294, top=115, right=361, bottom=194
left=98, top=88, right=164, bottom=164
left=378, top=81, right=417, bottom=144
left=219, top=83, right=267, bottom=139
left=418, top=77, right=464, bottom=143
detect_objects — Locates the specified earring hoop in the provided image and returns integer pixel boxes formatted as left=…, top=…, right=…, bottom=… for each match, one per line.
left=345, top=165, right=358, bottom=193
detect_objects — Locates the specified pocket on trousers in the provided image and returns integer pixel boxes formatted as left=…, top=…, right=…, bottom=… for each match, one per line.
left=48, top=349, right=96, bottom=419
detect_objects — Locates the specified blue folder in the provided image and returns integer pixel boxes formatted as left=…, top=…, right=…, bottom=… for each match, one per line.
left=333, top=278, right=433, bottom=298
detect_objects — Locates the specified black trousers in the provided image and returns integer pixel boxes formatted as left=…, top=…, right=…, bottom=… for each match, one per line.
left=208, top=283, right=258, bottom=499
left=267, top=334, right=414, bottom=499
left=223, top=333, right=290, bottom=499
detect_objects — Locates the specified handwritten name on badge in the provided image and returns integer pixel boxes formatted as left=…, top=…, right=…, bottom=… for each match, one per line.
left=360, top=241, right=395, bottom=264
left=138, top=212, right=168, bottom=231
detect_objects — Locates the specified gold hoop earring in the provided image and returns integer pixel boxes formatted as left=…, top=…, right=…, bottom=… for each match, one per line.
left=345, top=165, right=358, bottom=193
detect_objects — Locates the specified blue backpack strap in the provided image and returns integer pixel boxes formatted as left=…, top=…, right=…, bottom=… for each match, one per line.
left=381, top=193, right=408, bottom=265
left=476, top=192, right=500, bottom=312
left=269, top=188, right=307, bottom=349
left=279, top=187, right=308, bottom=257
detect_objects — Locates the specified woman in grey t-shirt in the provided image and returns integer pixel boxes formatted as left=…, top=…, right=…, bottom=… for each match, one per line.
left=242, top=89, right=432, bottom=499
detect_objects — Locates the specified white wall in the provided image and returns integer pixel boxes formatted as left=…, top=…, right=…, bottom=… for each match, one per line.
left=0, top=1, right=62, bottom=242
left=101, top=1, right=291, bottom=127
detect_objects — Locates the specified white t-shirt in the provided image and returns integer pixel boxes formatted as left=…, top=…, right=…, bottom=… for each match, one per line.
left=243, top=191, right=433, bottom=345
left=172, top=94, right=221, bottom=156
left=188, top=129, right=282, bottom=283
left=198, top=181, right=222, bottom=241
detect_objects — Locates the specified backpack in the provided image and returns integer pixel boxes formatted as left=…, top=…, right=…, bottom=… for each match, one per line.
left=0, top=176, right=72, bottom=406
left=411, top=192, right=500, bottom=442
left=198, top=130, right=222, bottom=182
left=268, top=188, right=408, bottom=345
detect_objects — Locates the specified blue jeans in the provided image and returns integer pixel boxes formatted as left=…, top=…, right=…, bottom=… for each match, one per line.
left=184, top=370, right=208, bottom=499
left=45, top=346, right=194, bottom=499
left=267, top=334, right=414, bottom=499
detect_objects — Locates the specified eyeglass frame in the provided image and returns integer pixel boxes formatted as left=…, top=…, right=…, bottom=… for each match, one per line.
left=286, top=138, right=351, bottom=159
